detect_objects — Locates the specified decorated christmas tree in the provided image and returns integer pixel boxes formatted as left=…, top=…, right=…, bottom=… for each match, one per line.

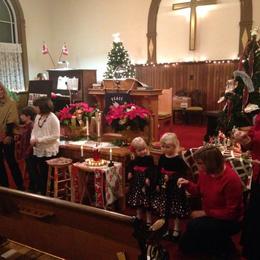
left=103, top=33, right=135, bottom=79
left=218, top=27, right=260, bottom=134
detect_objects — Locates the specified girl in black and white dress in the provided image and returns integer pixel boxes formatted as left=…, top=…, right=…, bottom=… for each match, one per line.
left=127, top=137, right=155, bottom=226
left=152, top=132, right=190, bottom=240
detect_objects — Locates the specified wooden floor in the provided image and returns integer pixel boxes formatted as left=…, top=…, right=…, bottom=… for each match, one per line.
left=0, top=239, right=63, bottom=260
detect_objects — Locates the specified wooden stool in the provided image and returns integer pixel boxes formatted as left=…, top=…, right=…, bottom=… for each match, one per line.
left=46, top=157, right=73, bottom=201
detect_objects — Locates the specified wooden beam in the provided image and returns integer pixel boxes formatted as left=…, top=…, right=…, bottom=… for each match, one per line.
left=172, top=0, right=217, bottom=51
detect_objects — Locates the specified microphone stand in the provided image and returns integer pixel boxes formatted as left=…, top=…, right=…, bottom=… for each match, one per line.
left=65, top=82, right=72, bottom=104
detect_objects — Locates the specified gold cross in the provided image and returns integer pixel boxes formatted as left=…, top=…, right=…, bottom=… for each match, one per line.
left=172, top=0, right=217, bottom=50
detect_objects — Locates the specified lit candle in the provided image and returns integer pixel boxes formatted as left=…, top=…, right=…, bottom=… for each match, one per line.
left=80, top=145, right=84, bottom=157
left=86, top=118, right=89, bottom=136
left=109, top=148, right=112, bottom=161
left=97, top=112, right=101, bottom=138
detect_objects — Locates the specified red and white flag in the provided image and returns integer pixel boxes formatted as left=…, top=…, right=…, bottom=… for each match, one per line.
left=62, top=43, right=68, bottom=55
left=42, top=42, right=48, bottom=55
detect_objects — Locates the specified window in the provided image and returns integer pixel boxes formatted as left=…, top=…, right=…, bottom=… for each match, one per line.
left=0, top=0, right=17, bottom=43
left=0, top=0, right=25, bottom=92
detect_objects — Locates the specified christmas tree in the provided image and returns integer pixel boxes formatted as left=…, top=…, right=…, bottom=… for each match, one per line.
left=104, top=33, right=135, bottom=79
left=218, top=27, right=260, bottom=135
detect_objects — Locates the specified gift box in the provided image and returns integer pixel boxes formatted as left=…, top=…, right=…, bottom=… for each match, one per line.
left=172, top=96, right=191, bottom=109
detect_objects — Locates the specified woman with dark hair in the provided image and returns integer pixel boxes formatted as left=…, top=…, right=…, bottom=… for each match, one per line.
left=177, top=145, right=244, bottom=258
left=30, top=96, right=60, bottom=195
left=0, top=81, right=24, bottom=190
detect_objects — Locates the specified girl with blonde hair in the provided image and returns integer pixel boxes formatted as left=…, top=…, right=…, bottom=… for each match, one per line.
left=127, top=137, right=155, bottom=226
left=152, top=132, right=190, bottom=241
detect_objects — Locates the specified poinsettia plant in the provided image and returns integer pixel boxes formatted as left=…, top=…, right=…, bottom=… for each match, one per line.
left=58, top=102, right=96, bottom=126
left=105, top=103, right=151, bottom=131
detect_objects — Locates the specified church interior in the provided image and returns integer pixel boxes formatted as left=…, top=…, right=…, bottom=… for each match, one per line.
left=0, top=0, right=260, bottom=259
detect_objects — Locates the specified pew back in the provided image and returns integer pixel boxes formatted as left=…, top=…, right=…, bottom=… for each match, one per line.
left=0, top=187, right=139, bottom=260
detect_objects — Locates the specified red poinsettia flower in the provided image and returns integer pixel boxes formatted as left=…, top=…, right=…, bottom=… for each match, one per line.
left=105, top=103, right=151, bottom=131
left=58, top=102, right=96, bottom=126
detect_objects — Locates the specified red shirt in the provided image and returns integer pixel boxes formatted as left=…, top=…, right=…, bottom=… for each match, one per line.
left=186, top=163, right=244, bottom=221
left=16, top=122, right=33, bottom=160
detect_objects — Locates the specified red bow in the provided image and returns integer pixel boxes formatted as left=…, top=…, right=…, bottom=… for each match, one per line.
left=133, top=166, right=147, bottom=173
left=129, top=145, right=135, bottom=153
left=161, top=168, right=175, bottom=177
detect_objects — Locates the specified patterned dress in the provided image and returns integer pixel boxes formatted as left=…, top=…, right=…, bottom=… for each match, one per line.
left=127, top=155, right=155, bottom=209
left=152, top=155, right=190, bottom=218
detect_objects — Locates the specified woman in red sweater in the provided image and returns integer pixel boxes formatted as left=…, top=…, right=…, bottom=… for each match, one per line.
left=177, top=145, right=244, bottom=258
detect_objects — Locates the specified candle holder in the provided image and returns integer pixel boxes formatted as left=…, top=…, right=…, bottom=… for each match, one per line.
left=93, top=147, right=101, bottom=161
left=108, top=160, right=114, bottom=167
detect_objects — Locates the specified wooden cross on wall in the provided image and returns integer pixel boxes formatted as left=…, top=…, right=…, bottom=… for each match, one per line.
left=172, top=0, right=217, bottom=50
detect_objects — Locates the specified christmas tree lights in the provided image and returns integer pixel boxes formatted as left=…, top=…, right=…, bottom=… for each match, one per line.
left=104, top=34, right=135, bottom=79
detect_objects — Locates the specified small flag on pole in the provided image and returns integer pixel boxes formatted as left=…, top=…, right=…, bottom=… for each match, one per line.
left=42, top=42, right=49, bottom=55
left=62, top=43, right=68, bottom=55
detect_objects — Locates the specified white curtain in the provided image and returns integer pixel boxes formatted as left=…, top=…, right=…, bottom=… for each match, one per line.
left=0, top=42, right=25, bottom=92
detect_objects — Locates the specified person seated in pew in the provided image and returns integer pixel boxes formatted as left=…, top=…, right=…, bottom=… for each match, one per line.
left=36, top=72, right=47, bottom=80
left=177, top=145, right=244, bottom=258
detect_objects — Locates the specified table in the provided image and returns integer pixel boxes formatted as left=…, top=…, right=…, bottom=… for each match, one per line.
left=59, top=140, right=131, bottom=210
left=73, top=160, right=123, bottom=209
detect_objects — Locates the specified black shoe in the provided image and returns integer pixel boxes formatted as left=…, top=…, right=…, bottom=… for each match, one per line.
left=162, top=229, right=174, bottom=241
left=0, top=236, right=7, bottom=245
left=146, top=223, right=151, bottom=230
left=171, top=230, right=181, bottom=243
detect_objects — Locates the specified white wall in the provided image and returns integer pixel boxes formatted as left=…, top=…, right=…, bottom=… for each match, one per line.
left=253, top=0, right=260, bottom=27
left=19, top=0, right=260, bottom=81
left=19, top=0, right=55, bottom=79
left=157, top=0, right=240, bottom=62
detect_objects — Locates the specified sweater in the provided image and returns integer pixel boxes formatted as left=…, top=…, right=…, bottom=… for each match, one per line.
left=31, top=112, right=60, bottom=157
left=185, top=163, right=244, bottom=221
left=0, top=98, right=18, bottom=138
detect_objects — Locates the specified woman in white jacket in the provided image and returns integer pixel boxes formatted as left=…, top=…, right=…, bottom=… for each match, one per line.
left=31, top=97, right=60, bottom=195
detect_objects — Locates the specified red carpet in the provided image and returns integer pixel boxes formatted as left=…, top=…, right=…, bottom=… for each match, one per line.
left=172, top=124, right=206, bottom=149
left=158, top=123, right=206, bottom=149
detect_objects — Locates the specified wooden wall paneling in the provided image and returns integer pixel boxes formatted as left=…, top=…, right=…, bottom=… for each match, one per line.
left=135, top=60, right=239, bottom=111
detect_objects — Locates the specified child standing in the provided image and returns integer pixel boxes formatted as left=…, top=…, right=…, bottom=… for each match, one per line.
left=127, top=137, right=155, bottom=226
left=17, top=106, right=36, bottom=192
left=152, top=132, right=190, bottom=240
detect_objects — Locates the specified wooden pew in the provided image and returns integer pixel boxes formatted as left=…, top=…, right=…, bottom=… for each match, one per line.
left=0, top=187, right=139, bottom=260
